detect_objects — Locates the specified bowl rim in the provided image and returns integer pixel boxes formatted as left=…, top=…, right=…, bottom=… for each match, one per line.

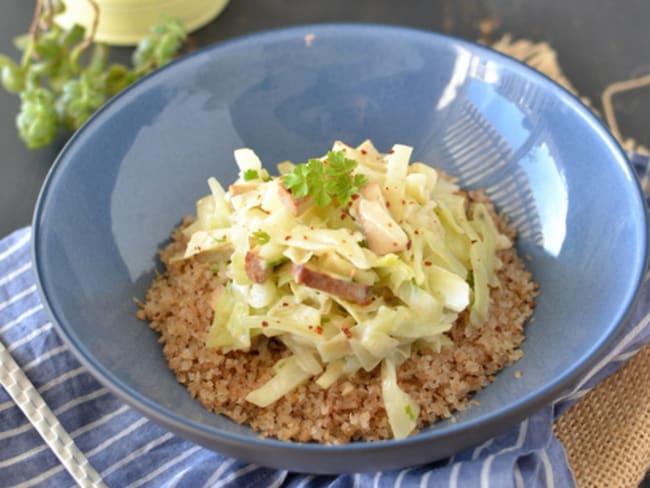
left=31, top=22, right=649, bottom=464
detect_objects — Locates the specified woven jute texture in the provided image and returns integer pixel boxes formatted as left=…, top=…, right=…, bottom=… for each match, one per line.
left=492, top=37, right=650, bottom=487
left=554, top=343, right=650, bottom=488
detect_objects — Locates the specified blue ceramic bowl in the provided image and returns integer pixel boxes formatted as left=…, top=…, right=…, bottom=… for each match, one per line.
left=33, top=24, right=648, bottom=473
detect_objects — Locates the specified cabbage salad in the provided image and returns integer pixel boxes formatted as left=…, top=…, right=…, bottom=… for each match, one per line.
left=177, top=140, right=511, bottom=439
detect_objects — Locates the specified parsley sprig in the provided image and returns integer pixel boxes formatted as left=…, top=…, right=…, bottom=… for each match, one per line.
left=282, top=150, right=368, bottom=206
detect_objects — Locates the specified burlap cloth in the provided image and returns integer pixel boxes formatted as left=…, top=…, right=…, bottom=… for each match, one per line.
left=494, top=37, right=650, bottom=487
left=554, top=342, right=650, bottom=487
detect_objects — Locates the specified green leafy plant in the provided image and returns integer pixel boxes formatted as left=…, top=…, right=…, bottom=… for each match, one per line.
left=283, top=150, right=369, bottom=207
left=0, top=0, right=187, bottom=149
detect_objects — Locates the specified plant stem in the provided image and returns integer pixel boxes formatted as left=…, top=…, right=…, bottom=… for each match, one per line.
left=78, top=0, right=100, bottom=51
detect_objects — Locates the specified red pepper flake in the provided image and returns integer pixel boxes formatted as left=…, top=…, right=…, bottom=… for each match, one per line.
left=360, top=149, right=367, bottom=155
left=407, top=240, right=412, bottom=250
left=282, top=302, right=289, bottom=307
left=341, top=147, right=347, bottom=152
left=351, top=193, right=360, bottom=200
left=401, top=199, right=406, bottom=205
left=261, top=320, right=269, bottom=327
left=341, top=327, right=352, bottom=338
left=303, top=235, right=309, bottom=240
left=388, top=149, right=395, bottom=154
left=314, top=325, right=323, bottom=335
left=348, top=201, right=354, bottom=207
left=340, top=212, right=347, bottom=220
left=392, top=241, right=398, bottom=247
left=386, top=201, right=391, bottom=208
left=307, top=325, right=313, bottom=330
left=284, top=235, right=291, bottom=241
left=424, top=261, right=432, bottom=267
left=388, top=223, right=393, bottom=228
left=414, top=229, right=420, bottom=235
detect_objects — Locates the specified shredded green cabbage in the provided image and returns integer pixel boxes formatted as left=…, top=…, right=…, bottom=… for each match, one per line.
left=181, top=140, right=510, bottom=439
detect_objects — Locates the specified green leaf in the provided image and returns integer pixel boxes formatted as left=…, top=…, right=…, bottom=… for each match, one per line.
left=61, top=24, right=86, bottom=48
left=103, top=64, right=132, bottom=96
left=243, top=169, right=259, bottom=181
left=154, top=34, right=181, bottom=66
left=325, top=150, right=356, bottom=175
left=156, top=15, right=186, bottom=39
left=1, top=63, right=25, bottom=93
left=34, top=37, right=62, bottom=60
left=132, top=16, right=187, bottom=74
left=312, top=185, right=331, bottom=207
left=132, top=37, right=156, bottom=70
left=16, top=87, right=58, bottom=149
left=49, top=0, right=66, bottom=16
left=281, top=151, right=367, bottom=207
left=30, top=60, right=56, bottom=77
left=88, top=43, right=108, bottom=74
left=283, top=164, right=311, bottom=198
left=48, top=60, right=74, bottom=94
left=57, top=72, right=106, bottom=129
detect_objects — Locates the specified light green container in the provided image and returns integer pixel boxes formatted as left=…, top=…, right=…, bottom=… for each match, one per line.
left=56, top=0, right=230, bottom=45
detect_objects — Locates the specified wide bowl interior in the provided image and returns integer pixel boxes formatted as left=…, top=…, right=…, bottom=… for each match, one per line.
left=33, top=24, right=647, bottom=473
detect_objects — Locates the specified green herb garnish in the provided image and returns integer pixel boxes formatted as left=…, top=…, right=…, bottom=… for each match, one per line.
left=282, top=150, right=368, bottom=206
left=405, top=405, right=416, bottom=422
left=243, top=169, right=259, bottom=181
left=251, top=230, right=271, bottom=245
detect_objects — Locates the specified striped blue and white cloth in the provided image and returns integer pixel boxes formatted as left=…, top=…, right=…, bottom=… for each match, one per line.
left=2, top=153, right=650, bottom=487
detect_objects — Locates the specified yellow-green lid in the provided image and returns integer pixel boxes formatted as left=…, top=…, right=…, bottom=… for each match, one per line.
left=55, top=0, right=230, bottom=46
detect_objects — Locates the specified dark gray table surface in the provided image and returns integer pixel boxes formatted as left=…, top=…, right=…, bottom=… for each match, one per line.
left=1, top=1, right=649, bottom=237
